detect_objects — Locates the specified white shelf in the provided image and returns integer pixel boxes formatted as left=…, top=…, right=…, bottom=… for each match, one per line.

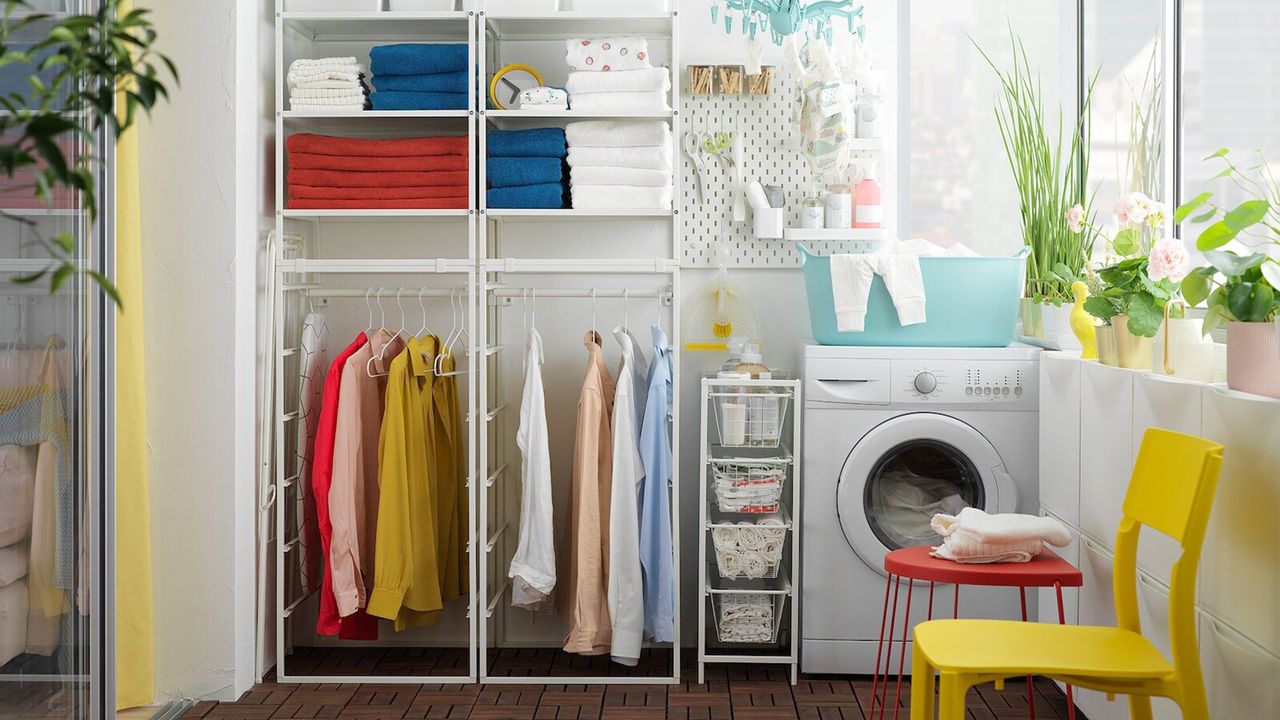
left=484, top=208, right=671, bottom=221
left=281, top=11, right=470, bottom=40
left=483, top=11, right=674, bottom=39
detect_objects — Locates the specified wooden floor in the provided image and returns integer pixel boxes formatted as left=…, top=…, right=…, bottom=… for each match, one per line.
left=169, top=649, right=1081, bottom=720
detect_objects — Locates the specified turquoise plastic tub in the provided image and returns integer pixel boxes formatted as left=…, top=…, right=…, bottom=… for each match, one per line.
left=797, top=243, right=1028, bottom=347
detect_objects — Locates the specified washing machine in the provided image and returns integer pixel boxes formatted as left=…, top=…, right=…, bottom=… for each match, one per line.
left=800, top=344, right=1041, bottom=674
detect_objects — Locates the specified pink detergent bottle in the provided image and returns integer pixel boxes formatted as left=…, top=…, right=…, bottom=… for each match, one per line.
left=853, top=163, right=883, bottom=229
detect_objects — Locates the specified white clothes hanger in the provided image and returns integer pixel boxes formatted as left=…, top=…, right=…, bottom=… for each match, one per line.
left=591, top=288, right=598, bottom=336
left=623, top=289, right=630, bottom=331
left=435, top=289, right=460, bottom=375
left=375, top=286, right=387, bottom=332
left=437, top=288, right=469, bottom=377
left=364, top=287, right=375, bottom=336
left=417, top=287, right=432, bottom=337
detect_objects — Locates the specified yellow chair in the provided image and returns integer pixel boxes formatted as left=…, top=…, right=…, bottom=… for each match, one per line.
left=909, top=428, right=1223, bottom=720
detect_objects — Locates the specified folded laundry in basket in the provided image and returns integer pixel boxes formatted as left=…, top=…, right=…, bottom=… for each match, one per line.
left=929, top=508, right=1071, bottom=564
left=370, top=43, right=468, bottom=76
left=487, top=157, right=565, bottom=189
left=565, top=36, right=651, bottom=73
left=829, top=254, right=925, bottom=333
left=288, top=169, right=470, bottom=188
left=370, top=91, right=468, bottom=111
left=565, top=120, right=670, bottom=148
left=566, top=145, right=672, bottom=171
left=288, top=197, right=467, bottom=210
left=486, top=128, right=567, bottom=159
left=372, top=70, right=468, bottom=93
left=487, top=183, right=567, bottom=210
left=288, top=152, right=468, bottom=173
left=569, top=91, right=671, bottom=113
left=286, top=133, right=467, bottom=158
left=569, top=165, right=670, bottom=188
left=565, top=67, right=670, bottom=95
left=570, top=184, right=672, bottom=210
left=288, top=184, right=469, bottom=201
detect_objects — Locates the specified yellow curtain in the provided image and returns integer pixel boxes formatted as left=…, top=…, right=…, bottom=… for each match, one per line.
left=114, top=0, right=156, bottom=706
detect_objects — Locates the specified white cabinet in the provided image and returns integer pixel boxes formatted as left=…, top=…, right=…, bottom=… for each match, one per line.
left=1132, top=373, right=1203, bottom=588
left=1039, top=353, right=1081, bottom=525
left=1080, top=363, right=1135, bottom=545
left=1199, top=385, right=1280, bottom=657
left=1134, top=573, right=1184, bottom=720
left=1074, top=537, right=1126, bottom=720
left=1037, top=511, right=1079, bottom=628
left=1200, top=612, right=1280, bottom=719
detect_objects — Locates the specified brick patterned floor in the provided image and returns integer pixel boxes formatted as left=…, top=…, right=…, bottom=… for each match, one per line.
left=167, top=648, right=1082, bottom=720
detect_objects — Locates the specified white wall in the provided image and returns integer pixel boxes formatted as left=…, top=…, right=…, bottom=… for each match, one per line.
left=139, top=0, right=257, bottom=702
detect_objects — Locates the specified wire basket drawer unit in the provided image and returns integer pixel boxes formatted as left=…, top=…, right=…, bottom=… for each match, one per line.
left=710, top=514, right=789, bottom=580
left=710, top=457, right=788, bottom=513
left=711, top=387, right=791, bottom=448
left=709, top=591, right=789, bottom=645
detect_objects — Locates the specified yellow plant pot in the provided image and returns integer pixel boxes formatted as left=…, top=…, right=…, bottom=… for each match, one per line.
left=1095, top=325, right=1119, bottom=367
left=1113, top=315, right=1154, bottom=370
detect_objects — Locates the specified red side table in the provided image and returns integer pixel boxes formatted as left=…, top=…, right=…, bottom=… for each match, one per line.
left=869, top=546, right=1084, bottom=720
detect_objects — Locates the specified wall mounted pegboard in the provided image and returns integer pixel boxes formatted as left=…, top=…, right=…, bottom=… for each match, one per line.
left=680, top=67, right=886, bottom=268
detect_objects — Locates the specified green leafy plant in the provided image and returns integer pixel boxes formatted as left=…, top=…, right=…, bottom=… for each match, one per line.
left=974, top=30, right=1100, bottom=305
left=1176, top=148, right=1280, bottom=335
left=0, top=0, right=176, bottom=306
left=1082, top=255, right=1184, bottom=337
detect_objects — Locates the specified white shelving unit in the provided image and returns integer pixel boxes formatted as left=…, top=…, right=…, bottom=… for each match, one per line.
left=698, top=377, right=802, bottom=684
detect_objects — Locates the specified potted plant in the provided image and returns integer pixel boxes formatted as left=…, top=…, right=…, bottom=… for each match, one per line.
left=976, top=33, right=1099, bottom=350
left=1178, top=149, right=1280, bottom=397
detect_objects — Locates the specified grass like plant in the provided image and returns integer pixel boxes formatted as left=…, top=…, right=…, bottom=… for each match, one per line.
left=975, top=31, right=1099, bottom=305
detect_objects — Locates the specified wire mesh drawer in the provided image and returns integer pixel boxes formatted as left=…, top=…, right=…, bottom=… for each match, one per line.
left=710, top=592, right=787, bottom=644
left=710, top=458, right=787, bottom=513
left=712, top=390, right=790, bottom=448
left=711, top=516, right=788, bottom=579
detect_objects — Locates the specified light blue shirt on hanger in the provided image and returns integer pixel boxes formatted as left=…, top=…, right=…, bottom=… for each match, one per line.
left=638, top=324, right=675, bottom=643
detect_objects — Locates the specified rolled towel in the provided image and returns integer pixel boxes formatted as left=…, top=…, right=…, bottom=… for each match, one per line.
left=370, top=43, right=467, bottom=76
left=569, top=91, right=670, bottom=113
left=570, top=184, right=672, bottom=210
left=372, top=70, right=469, bottom=93
left=289, top=152, right=468, bottom=172
left=565, top=67, right=670, bottom=95
left=487, top=157, right=564, bottom=189
left=288, top=169, right=470, bottom=188
left=567, top=145, right=672, bottom=171
left=565, top=37, right=650, bottom=73
left=487, top=182, right=567, bottom=210
left=289, top=184, right=469, bottom=201
left=370, top=91, right=468, bottom=111
left=288, top=197, right=467, bottom=210
left=487, top=128, right=567, bottom=159
left=286, top=133, right=467, bottom=158
left=565, top=120, right=670, bottom=148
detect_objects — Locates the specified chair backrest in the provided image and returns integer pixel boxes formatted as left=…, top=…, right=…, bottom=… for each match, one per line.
left=1112, top=428, right=1223, bottom=692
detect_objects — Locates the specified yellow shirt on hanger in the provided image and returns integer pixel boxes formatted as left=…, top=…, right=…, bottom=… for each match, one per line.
left=368, top=335, right=444, bottom=630
left=432, top=348, right=467, bottom=602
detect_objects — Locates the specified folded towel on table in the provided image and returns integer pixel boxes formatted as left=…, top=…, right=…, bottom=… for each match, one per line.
left=565, top=120, right=670, bottom=148
left=487, top=128, right=567, bottom=159
left=487, top=157, right=564, bottom=189
left=569, top=91, right=671, bottom=113
left=286, top=133, right=468, bottom=157
left=570, top=184, right=672, bottom=210
left=565, top=37, right=651, bottom=72
left=370, top=91, right=468, bottom=111
left=290, top=87, right=368, bottom=100
left=289, top=184, right=470, bottom=200
left=929, top=507, right=1072, bottom=564
left=487, top=183, right=567, bottom=209
left=288, top=169, right=470, bottom=188
left=566, top=145, right=672, bottom=171
left=370, top=43, right=467, bottom=76
left=565, top=66, right=669, bottom=94
left=289, top=152, right=468, bottom=172
left=569, top=166, right=669, bottom=187
left=372, top=70, right=468, bottom=93
left=289, top=197, right=468, bottom=210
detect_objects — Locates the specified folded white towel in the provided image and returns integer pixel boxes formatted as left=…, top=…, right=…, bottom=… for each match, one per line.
left=290, top=97, right=368, bottom=110
left=289, top=70, right=363, bottom=88
left=292, top=78, right=368, bottom=90
left=565, top=36, right=651, bottom=73
left=290, top=87, right=368, bottom=100
left=928, top=508, right=1072, bottom=565
left=569, top=91, right=671, bottom=113
left=570, top=166, right=670, bottom=187
left=930, top=542, right=1040, bottom=564
left=830, top=254, right=926, bottom=332
left=567, top=145, right=672, bottom=171
left=566, top=120, right=670, bottom=148
left=566, top=67, right=670, bottom=95
left=570, top=184, right=672, bottom=210
left=289, top=104, right=367, bottom=112
left=287, top=57, right=361, bottom=87
left=290, top=56, right=359, bottom=70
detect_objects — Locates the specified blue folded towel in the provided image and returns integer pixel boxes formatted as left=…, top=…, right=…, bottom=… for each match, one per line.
left=487, top=157, right=564, bottom=189
left=487, top=183, right=567, bottom=209
left=373, top=71, right=469, bottom=93
left=370, top=44, right=467, bottom=76
left=486, top=128, right=567, bottom=159
left=371, top=91, right=468, bottom=111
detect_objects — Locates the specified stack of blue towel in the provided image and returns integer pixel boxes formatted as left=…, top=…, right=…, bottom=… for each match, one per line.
left=486, top=128, right=568, bottom=209
left=370, top=43, right=468, bottom=111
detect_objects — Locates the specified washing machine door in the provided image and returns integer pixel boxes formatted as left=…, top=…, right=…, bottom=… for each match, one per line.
left=836, top=412, right=1016, bottom=575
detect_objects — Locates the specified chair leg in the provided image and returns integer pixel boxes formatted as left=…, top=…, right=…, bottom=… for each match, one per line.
left=1020, top=587, right=1035, bottom=720
left=908, top=643, right=935, bottom=720
left=1179, top=680, right=1210, bottom=720
left=1128, top=695, right=1154, bottom=720
left=1055, top=581, right=1077, bottom=720
left=938, top=673, right=968, bottom=720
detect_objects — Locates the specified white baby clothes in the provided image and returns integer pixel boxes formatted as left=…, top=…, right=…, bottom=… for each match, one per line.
left=829, top=254, right=925, bottom=332
left=509, top=328, right=556, bottom=611
left=518, top=86, right=569, bottom=111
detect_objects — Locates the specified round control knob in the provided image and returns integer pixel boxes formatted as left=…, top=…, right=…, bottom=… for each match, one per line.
left=913, top=372, right=938, bottom=395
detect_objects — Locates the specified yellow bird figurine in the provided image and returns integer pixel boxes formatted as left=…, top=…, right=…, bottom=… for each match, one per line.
left=1070, top=280, right=1098, bottom=359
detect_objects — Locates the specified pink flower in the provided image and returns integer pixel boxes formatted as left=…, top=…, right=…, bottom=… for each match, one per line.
left=1115, top=191, right=1152, bottom=225
left=1064, top=203, right=1086, bottom=234
left=1147, top=236, right=1191, bottom=283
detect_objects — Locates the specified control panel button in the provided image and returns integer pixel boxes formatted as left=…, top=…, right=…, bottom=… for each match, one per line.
left=966, top=387, right=974, bottom=395
left=913, top=372, right=938, bottom=395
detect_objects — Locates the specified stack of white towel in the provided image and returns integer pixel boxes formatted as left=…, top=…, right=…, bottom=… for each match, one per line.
left=564, top=36, right=670, bottom=113
left=287, top=57, right=370, bottom=112
left=565, top=120, right=673, bottom=210
left=929, top=507, right=1072, bottom=564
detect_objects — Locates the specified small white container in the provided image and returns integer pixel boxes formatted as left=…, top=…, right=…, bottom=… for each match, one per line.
left=753, top=207, right=784, bottom=239
left=824, top=190, right=851, bottom=228
left=720, top=403, right=747, bottom=446
left=389, top=0, right=455, bottom=9
left=288, top=0, right=382, bottom=10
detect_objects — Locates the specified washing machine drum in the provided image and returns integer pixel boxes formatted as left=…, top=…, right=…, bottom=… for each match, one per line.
left=836, top=413, right=1016, bottom=572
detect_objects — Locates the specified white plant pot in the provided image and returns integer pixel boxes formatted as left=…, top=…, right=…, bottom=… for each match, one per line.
left=1152, top=317, right=1215, bottom=382
left=1021, top=300, right=1080, bottom=351
left=1226, top=321, right=1280, bottom=399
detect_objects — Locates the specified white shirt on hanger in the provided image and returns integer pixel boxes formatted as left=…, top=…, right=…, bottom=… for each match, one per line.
left=508, top=327, right=556, bottom=611
left=607, top=326, right=645, bottom=667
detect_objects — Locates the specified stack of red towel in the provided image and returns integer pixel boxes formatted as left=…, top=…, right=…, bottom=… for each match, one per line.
left=286, top=133, right=469, bottom=209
